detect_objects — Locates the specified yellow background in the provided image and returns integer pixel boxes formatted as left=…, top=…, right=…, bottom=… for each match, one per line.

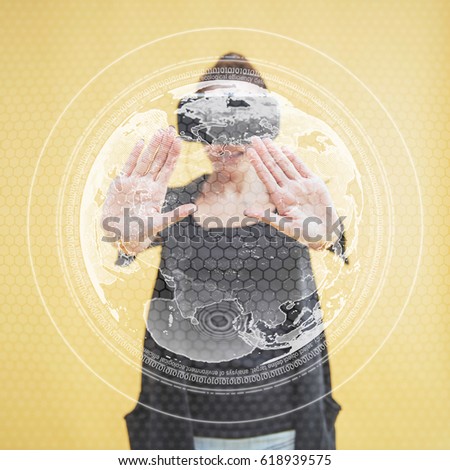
left=1, top=0, right=449, bottom=449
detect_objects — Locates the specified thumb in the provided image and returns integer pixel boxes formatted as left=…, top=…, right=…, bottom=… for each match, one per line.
left=244, top=208, right=285, bottom=230
left=162, top=204, right=197, bottom=229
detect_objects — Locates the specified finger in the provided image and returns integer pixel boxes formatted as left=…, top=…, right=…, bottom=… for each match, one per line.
left=250, top=136, right=287, bottom=184
left=160, top=203, right=197, bottom=230
left=132, top=130, right=165, bottom=176
left=148, top=126, right=176, bottom=176
left=121, top=139, right=145, bottom=176
left=281, top=145, right=315, bottom=178
left=262, top=138, right=298, bottom=179
left=246, top=147, right=278, bottom=193
left=156, top=136, right=182, bottom=183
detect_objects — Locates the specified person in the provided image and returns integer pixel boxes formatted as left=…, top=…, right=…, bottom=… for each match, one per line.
left=102, top=53, right=345, bottom=450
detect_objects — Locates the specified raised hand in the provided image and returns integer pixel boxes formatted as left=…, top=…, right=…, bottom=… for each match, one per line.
left=101, top=127, right=196, bottom=255
left=244, top=136, right=342, bottom=250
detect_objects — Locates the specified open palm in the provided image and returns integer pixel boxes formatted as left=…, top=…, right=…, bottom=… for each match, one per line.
left=245, top=136, right=340, bottom=250
left=102, top=127, right=196, bottom=254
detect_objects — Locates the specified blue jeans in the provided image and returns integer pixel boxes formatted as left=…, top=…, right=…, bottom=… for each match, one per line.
left=194, top=429, right=295, bottom=450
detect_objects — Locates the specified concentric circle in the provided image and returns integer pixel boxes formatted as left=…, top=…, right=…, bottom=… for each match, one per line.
left=27, top=28, right=422, bottom=422
left=194, top=301, right=244, bottom=340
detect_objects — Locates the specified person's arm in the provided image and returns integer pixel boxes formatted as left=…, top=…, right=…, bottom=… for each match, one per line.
left=115, top=234, right=164, bottom=266
left=326, top=220, right=348, bottom=263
